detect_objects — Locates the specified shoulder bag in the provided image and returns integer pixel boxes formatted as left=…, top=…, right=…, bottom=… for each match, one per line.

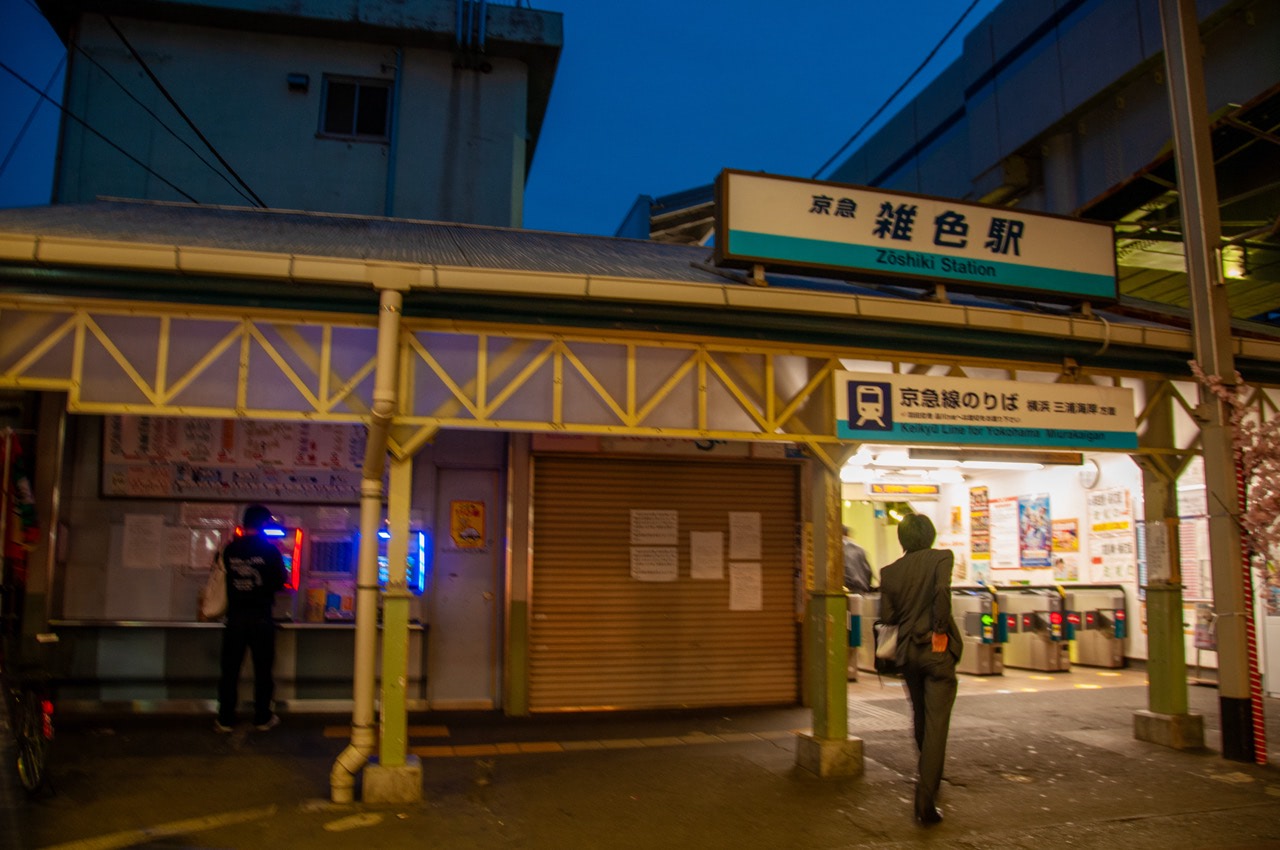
left=199, top=554, right=227, bottom=621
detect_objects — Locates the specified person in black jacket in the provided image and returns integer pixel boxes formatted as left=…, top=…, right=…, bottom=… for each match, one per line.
left=215, top=504, right=286, bottom=732
left=878, top=513, right=963, bottom=825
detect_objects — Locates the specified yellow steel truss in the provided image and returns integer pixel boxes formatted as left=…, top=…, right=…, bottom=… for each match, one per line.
left=2, top=296, right=1275, bottom=464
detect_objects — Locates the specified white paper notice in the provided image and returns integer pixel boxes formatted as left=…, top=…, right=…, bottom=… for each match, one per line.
left=122, top=514, right=165, bottom=569
left=631, top=547, right=679, bottom=581
left=989, top=498, right=1020, bottom=571
left=164, top=526, right=196, bottom=568
left=630, top=510, right=679, bottom=546
left=690, top=531, right=724, bottom=579
left=729, top=512, right=761, bottom=560
left=729, top=561, right=762, bottom=610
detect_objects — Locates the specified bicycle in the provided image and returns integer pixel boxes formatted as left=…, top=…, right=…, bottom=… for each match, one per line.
left=1, top=632, right=58, bottom=795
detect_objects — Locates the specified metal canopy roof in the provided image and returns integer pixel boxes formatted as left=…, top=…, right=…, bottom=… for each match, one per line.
left=2, top=198, right=1278, bottom=384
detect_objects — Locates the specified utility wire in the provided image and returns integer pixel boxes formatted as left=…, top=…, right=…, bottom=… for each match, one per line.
left=103, top=15, right=268, bottom=208
left=0, top=54, right=65, bottom=185
left=71, top=43, right=259, bottom=207
left=0, top=59, right=201, bottom=203
left=812, top=0, right=984, bottom=180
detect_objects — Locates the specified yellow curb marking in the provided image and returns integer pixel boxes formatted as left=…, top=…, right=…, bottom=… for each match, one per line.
left=38, top=804, right=277, bottom=850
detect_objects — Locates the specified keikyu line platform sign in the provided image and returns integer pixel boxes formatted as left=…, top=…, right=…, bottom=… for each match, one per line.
left=715, top=170, right=1117, bottom=302
left=835, top=372, right=1137, bottom=450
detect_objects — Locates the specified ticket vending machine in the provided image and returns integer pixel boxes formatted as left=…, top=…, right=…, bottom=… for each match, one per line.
left=845, top=594, right=862, bottom=681
left=377, top=528, right=430, bottom=595
left=951, top=587, right=1003, bottom=675
left=305, top=532, right=358, bottom=622
left=1065, top=585, right=1127, bottom=668
left=996, top=587, right=1071, bottom=672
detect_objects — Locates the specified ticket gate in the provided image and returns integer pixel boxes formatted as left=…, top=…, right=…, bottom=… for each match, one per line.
left=952, top=587, right=1003, bottom=675
left=1065, top=585, right=1127, bottom=668
left=846, top=593, right=862, bottom=681
left=996, top=587, right=1070, bottom=672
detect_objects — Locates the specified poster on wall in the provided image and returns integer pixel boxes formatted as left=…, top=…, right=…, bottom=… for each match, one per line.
left=989, top=497, right=1020, bottom=571
left=1088, top=487, right=1136, bottom=582
left=969, top=486, right=990, bottom=566
left=1052, top=518, right=1081, bottom=581
left=1018, top=494, right=1051, bottom=568
left=449, top=500, right=486, bottom=549
left=630, top=510, right=679, bottom=546
left=102, top=416, right=366, bottom=502
left=729, top=512, right=761, bottom=560
left=729, top=561, right=762, bottom=610
left=690, top=531, right=724, bottom=579
left=631, top=547, right=678, bottom=581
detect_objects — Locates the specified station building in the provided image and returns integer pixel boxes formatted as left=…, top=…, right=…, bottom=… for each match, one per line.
left=1, top=0, right=1278, bottom=795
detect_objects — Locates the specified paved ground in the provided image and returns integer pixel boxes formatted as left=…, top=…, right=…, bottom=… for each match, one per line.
left=9, top=666, right=1280, bottom=849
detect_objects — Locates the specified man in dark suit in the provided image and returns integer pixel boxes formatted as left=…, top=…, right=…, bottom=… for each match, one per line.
left=878, top=513, right=962, bottom=825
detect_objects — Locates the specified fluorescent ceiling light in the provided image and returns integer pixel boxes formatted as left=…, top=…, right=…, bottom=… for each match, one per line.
left=870, top=449, right=958, bottom=468
left=959, top=460, right=1044, bottom=471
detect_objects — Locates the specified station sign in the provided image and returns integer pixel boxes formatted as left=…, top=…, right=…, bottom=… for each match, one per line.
left=714, top=170, right=1117, bottom=302
left=834, top=372, right=1137, bottom=450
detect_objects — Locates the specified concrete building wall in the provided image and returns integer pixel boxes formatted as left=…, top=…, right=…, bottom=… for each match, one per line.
left=838, top=0, right=1277, bottom=214
left=56, top=13, right=531, bottom=225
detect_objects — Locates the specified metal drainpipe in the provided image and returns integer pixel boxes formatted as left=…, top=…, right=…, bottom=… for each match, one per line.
left=330, top=285, right=403, bottom=803
left=383, top=47, right=403, bottom=218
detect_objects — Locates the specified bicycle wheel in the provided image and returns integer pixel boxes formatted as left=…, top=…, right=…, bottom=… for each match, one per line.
left=14, top=690, right=48, bottom=793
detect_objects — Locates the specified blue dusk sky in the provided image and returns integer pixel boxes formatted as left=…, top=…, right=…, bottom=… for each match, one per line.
left=0, top=0, right=999, bottom=236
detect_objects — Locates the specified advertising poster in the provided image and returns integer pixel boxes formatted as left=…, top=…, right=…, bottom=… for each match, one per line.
left=1018, top=494, right=1051, bottom=567
left=1052, top=518, right=1080, bottom=581
left=969, top=486, right=990, bottom=566
left=450, top=500, right=486, bottom=549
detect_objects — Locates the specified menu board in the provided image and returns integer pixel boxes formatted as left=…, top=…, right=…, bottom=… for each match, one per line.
left=102, top=416, right=366, bottom=502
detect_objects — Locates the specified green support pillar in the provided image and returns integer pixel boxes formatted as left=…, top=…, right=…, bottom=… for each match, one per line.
left=364, top=455, right=423, bottom=803
left=795, top=457, right=863, bottom=778
left=1133, top=381, right=1203, bottom=750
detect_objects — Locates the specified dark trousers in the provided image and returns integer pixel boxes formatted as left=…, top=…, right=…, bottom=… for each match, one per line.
left=902, top=644, right=957, bottom=813
left=217, top=617, right=276, bottom=725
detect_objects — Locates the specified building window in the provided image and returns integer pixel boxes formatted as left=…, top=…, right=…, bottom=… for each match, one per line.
left=320, top=77, right=392, bottom=141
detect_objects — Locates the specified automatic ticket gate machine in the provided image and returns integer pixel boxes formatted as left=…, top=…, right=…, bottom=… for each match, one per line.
left=996, top=587, right=1071, bottom=672
left=1065, top=585, right=1128, bottom=668
left=952, top=587, right=1003, bottom=675
left=846, top=594, right=862, bottom=681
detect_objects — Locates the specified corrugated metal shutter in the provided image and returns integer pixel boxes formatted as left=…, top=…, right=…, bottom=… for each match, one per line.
left=529, top=455, right=800, bottom=712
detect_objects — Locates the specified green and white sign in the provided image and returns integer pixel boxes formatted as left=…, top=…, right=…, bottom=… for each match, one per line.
left=715, top=170, right=1117, bottom=301
left=835, top=372, right=1137, bottom=450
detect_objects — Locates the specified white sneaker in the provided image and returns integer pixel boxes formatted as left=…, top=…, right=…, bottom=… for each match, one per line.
left=213, top=720, right=234, bottom=733
left=254, top=714, right=280, bottom=731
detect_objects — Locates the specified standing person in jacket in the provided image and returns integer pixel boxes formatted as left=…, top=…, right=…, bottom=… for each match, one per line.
left=215, top=504, right=286, bottom=732
left=842, top=526, right=872, bottom=593
left=878, top=513, right=962, bottom=825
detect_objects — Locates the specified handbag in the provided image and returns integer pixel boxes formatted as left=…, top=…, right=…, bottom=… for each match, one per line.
left=199, top=554, right=228, bottom=620
left=872, top=620, right=905, bottom=675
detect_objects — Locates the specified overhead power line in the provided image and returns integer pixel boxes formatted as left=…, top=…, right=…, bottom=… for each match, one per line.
left=104, top=15, right=268, bottom=208
left=72, top=43, right=260, bottom=207
left=0, top=54, right=65, bottom=186
left=0, top=59, right=202, bottom=203
left=812, top=0, right=984, bottom=181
